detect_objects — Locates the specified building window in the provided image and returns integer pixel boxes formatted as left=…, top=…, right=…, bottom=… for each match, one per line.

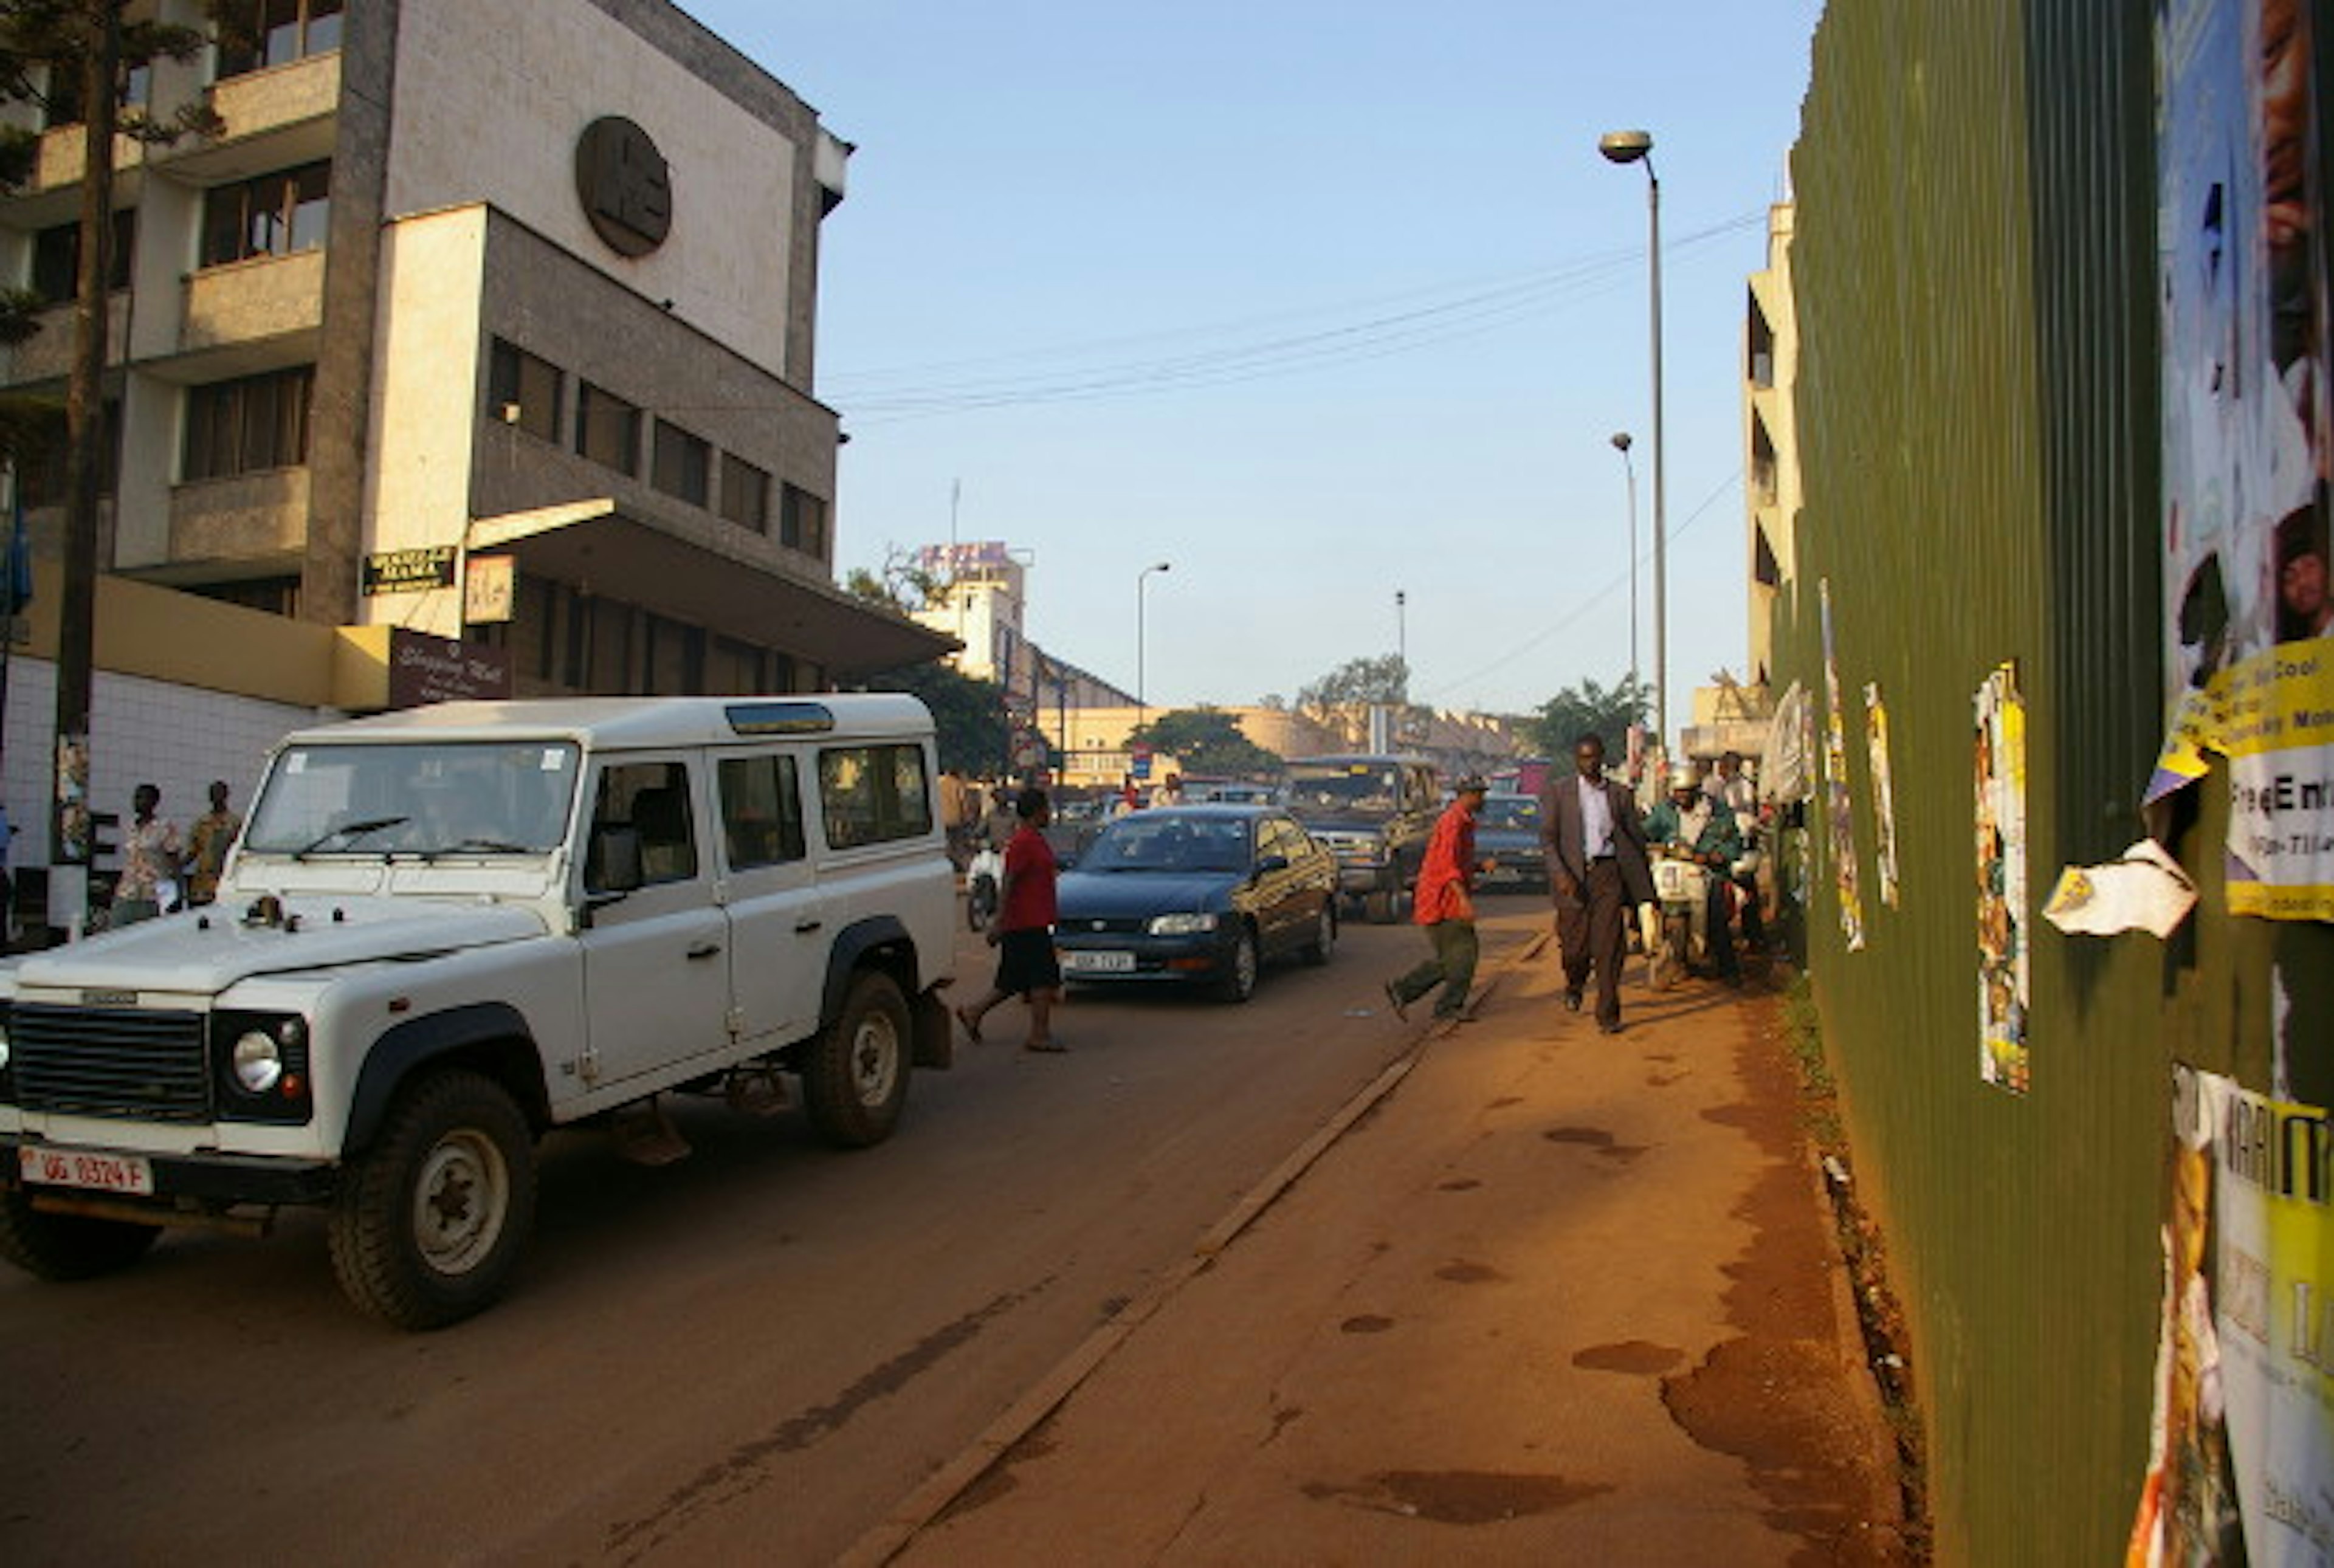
left=216, top=0, right=346, bottom=78
left=18, top=399, right=121, bottom=507
left=184, top=366, right=314, bottom=481
left=29, top=210, right=136, bottom=304
left=200, top=162, right=331, bottom=268
left=779, top=484, right=827, bottom=557
left=487, top=338, right=561, bottom=443
left=719, top=453, right=769, bottom=532
left=651, top=420, right=711, bottom=507
left=576, top=381, right=639, bottom=476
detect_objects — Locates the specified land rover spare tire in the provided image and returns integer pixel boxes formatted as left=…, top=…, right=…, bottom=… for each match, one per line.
left=802, top=971, right=912, bottom=1149
left=328, top=1069, right=538, bottom=1331
left=0, top=1187, right=160, bottom=1280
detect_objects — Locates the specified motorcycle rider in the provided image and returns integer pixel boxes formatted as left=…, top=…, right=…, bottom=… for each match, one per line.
left=1702, top=749, right=1766, bottom=952
left=1646, top=762, right=1743, bottom=986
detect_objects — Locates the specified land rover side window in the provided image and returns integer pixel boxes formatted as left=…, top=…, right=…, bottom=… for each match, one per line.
left=817, top=743, right=932, bottom=850
left=589, top=762, right=697, bottom=887
left=244, top=741, right=577, bottom=854
left=718, top=754, right=807, bottom=867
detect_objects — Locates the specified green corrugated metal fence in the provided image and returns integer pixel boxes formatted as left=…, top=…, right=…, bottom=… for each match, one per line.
left=1777, top=1, right=2331, bottom=1562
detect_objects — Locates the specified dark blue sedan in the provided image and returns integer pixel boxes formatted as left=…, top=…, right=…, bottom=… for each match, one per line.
left=1053, top=806, right=1341, bottom=1002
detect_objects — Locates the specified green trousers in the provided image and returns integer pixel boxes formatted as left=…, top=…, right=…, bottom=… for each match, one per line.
left=1391, top=919, right=1479, bottom=1017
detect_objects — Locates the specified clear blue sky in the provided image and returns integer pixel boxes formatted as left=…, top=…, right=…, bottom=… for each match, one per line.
left=691, top=1, right=1821, bottom=736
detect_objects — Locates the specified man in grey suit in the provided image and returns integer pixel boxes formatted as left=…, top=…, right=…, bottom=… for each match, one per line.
left=1540, top=733, right=1654, bottom=1033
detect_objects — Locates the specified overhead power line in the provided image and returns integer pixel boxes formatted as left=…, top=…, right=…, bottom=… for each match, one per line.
left=828, top=210, right=1767, bottom=424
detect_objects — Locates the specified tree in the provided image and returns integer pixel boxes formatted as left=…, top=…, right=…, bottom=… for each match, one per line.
left=1521, top=675, right=1651, bottom=758
left=1127, top=708, right=1281, bottom=779
left=856, top=660, right=1011, bottom=776
left=1, top=2, right=221, bottom=918
left=1296, top=653, right=1410, bottom=711
left=842, top=544, right=946, bottom=614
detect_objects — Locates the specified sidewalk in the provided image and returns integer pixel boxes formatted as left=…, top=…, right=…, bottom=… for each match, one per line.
left=849, top=932, right=1914, bottom=1566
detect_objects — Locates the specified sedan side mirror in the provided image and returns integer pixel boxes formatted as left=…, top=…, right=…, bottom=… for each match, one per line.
left=1253, top=853, right=1290, bottom=879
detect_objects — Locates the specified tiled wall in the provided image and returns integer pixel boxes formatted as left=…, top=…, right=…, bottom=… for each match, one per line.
left=1, top=658, right=323, bottom=866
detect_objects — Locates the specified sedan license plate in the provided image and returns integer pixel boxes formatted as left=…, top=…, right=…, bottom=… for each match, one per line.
left=1062, top=949, right=1136, bottom=975
left=18, top=1146, right=154, bottom=1196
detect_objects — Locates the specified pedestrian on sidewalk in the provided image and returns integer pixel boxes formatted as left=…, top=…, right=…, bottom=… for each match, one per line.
left=187, top=780, right=243, bottom=907
left=956, top=786, right=1068, bottom=1053
left=1541, top=734, right=1653, bottom=1033
left=1385, top=774, right=1493, bottom=1022
left=112, top=783, right=184, bottom=926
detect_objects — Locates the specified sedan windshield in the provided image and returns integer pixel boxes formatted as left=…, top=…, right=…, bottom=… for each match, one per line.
left=1079, top=814, right=1252, bottom=874
left=246, top=741, right=580, bottom=856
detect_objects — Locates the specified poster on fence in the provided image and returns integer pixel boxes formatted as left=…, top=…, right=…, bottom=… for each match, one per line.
left=1865, top=681, right=1902, bottom=909
left=1819, top=580, right=1866, bottom=951
left=1976, top=663, right=2029, bottom=1095
left=2130, top=1067, right=2332, bottom=1567
left=2154, top=0, right=2334, bottom=921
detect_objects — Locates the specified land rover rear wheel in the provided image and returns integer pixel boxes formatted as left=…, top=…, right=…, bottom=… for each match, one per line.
left=803, top=971, right=911, bottom=1149
left=0, top=1188, right=159, bottom=1280
left=328, top=1070, right=537, bottom=1331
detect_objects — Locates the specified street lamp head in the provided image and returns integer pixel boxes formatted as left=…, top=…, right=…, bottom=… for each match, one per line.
left=1597, top=129, right=1653, bottom=164
left=1147, top=560, right=1171, bottom=575
left=1610, top=432, right=1633, bottom=452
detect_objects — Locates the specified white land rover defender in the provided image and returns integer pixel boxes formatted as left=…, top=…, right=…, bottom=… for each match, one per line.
left=0, top=695, right=958, bottom=1329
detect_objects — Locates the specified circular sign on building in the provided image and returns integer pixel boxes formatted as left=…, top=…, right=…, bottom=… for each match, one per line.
left=574, top=115, right=673, bottom=258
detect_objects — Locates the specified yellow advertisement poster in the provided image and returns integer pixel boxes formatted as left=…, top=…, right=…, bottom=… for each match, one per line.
left=2132, top=1068, right=2333, bottom=1567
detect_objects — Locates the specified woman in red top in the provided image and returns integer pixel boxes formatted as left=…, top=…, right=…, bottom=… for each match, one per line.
left=955, top=787, right=1068, bottom=1051
left=1384, top=775, right=1491, bottom=1022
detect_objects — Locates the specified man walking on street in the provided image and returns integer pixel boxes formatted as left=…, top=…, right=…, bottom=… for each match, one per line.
left=1541, top=734, right=1653, bottom=1033
left=956, top=786, right=1068, bottom=1053
left=1385, top=774, right=1493, bottom=1022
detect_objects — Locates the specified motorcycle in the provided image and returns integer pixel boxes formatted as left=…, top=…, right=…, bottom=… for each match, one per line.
left=1644, top=844, right=1713, bottom=989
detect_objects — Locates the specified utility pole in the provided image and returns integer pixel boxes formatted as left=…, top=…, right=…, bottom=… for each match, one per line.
left=52, top=2, right=126, bottom=933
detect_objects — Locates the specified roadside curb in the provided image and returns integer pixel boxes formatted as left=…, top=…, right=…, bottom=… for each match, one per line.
left=836, top=926, right=1551, bottom=1567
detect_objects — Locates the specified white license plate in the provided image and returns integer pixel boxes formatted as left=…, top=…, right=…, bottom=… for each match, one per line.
left=1062, top=949, right=1136, bottom=974
left=18, top=1146, right=154, bottom=1196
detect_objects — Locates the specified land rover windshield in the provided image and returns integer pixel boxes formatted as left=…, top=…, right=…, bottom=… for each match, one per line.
left=246, top=740, right=582, bottom=856
left=1284, top=762, right=1400, bottom=817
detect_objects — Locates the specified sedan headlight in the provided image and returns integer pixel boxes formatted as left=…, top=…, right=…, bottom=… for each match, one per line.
left=0, top=1013, right=10, bottom=1073
left=1148, top=912, right=1219, bottom=936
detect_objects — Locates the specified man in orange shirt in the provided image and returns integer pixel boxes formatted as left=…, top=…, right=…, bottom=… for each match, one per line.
left=1385, top=775, right=1492, bottom=1022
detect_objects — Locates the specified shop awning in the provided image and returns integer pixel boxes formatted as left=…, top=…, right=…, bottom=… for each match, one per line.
left=467, top=499, right=957, bottom=678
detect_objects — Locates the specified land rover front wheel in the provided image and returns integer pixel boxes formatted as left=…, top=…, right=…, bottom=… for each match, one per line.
left=328, top=1070, right=537, bottom=1331
left=0, top=1187, right=159, bottom=1280
left=803, top=971, right=911, bottom=1149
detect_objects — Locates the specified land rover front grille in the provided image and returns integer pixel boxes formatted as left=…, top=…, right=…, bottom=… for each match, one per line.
left=10, top=1004, right=210, bottom=1121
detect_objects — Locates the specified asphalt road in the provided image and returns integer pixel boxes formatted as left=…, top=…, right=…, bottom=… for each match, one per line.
left=0, top=900, right=1545, bottom=1566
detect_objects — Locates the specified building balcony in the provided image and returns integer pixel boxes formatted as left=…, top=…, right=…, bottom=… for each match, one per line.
left=25, top=123, right=147, bottom=200
left=3, top=292, right=130, bottom=385
left=181, top=249, right=326, bottom=356
left=159, top=53, right=340, bottom=184
left=168, top=466, right=309, bottom=565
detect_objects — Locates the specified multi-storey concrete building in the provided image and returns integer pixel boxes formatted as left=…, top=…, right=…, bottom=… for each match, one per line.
left=0, top=0, right=944, bottom=701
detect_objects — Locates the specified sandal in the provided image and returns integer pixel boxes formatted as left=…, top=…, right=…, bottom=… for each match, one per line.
left=1024, top=1039, right=1067, bottom=1053
left=954, top=1005, right=984, bottom=1045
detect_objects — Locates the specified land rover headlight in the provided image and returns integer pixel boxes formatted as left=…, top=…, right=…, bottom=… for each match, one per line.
left=1148, top=912, right=1218, bottom=936
left=232, top=1030, right=284, bottom=1093
left=0, top=1013, right=10, bottom=1072
left=231, top=1017, right=306, bottom=1095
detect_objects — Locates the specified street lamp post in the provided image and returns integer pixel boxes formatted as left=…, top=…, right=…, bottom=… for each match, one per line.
left=1610, top=432, right=1638, bottom=690
left=1137, top=560, right=1171, bottom=725
left=1599, top=128, right=1666, bottom=754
